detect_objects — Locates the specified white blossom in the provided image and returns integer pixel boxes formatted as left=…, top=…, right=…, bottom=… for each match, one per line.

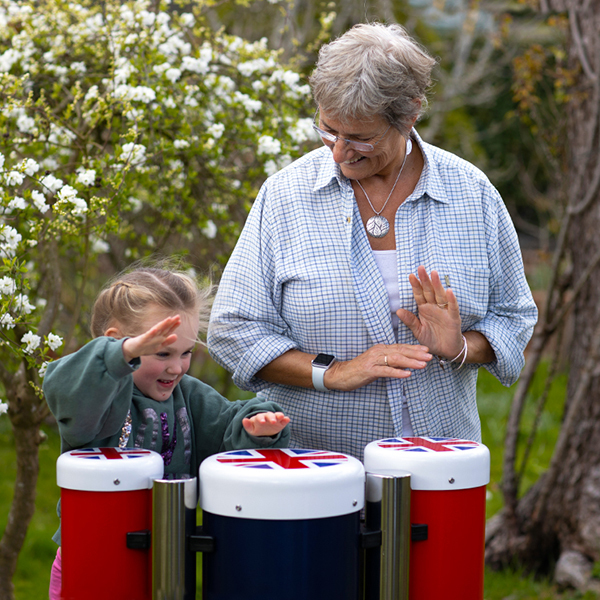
left=113, top=84, right=156, bottom=104
left=7, top=196, right=26, bottom=210
left=257, top=135, right=281, bottom=156
left=234, top=92, right=262, bottom=113
left=56, top=184, right=78, bottom=203
left=76, top=168, right=96, bottom=186
left=16, top=114, right=35, bottom=133
left=70, top=197, right=88, bottom=216
left=173, top=139, right=190, bottom=149
left=180, top=13, right=195, bottom=27
left=22, top=158, right=40, bottom=176
left=201, top=220, right=217, bottom=239
left=0, top=402, right=8, bottom=415
left=70, top=61, right=86, bottom=73
left=290, top=118, right=317, bottom=144
left=21, top=331, right=41, bottom=354
left=40, top=174, right=64, bottom=194
left=165, top=68, right=182, bottom=83
left=238, top=57, right=275, bottom=77
left=140, top=9, right=156, bottom=28
left=38, top=362, right=48, bottom=378
left=0, top=276, right=16, bottom=295
left=153, top=62, right=171, bottom=75
left=14, top=293, right=35, bottom=314
left=91, top=237, right=110, bottom=253
left=0, top=313, right=14, bottom=329
left=0, top=48, right=20, bottom=72
left=31, top=190, right=50, bottom=213
left=181, top=55, right=210, bottom=75
left=85, top=85, right=99, bottom=101
left=127, top=196, right=143, bottom=213
left=264, top=159, right=278, bottom=177
left=0, top=225, right=22, bottom=254
left=4, top=171, right=24, bottom=186
left=121, top=142, right=147, bottom=166
left=46, top=333, right=63, bottom=351
left=207, top=123, right=225, bottom=140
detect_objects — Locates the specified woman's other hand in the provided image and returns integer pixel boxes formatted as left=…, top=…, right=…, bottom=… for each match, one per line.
left=324, top=343, right=432, bottom=391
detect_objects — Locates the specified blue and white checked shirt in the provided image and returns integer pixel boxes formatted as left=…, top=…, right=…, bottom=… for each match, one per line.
left=208, top=130, right=538, bottom=460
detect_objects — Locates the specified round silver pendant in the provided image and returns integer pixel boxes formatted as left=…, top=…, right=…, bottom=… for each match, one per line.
left=366, top=215, right=390, bottom=238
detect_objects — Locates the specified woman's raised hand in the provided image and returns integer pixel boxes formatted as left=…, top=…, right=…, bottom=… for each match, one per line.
left=396, top=266, right=463, bottom=359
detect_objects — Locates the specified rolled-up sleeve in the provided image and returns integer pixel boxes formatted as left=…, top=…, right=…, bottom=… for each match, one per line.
left=470, top=187, right=538, bottom=385
left=208, top=181, right=299, bottom=391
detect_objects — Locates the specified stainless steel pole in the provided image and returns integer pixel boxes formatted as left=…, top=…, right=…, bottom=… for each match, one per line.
left=364, top=472, right=411, bottom=600
left=152, top=478, right=197, bottom=600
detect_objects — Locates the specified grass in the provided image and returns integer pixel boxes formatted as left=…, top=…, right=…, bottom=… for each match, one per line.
left=0, top=362, right=588, bottom=599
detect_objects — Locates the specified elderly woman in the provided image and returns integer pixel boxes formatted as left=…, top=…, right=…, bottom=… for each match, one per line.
left=208, top=22, right=537, bottom=460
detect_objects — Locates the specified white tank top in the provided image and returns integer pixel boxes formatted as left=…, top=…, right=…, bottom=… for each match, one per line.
left=372, top=250, right=414, bottom=436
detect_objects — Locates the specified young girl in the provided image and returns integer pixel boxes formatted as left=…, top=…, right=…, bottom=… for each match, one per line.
left=44, top=266, right=290, bottom=600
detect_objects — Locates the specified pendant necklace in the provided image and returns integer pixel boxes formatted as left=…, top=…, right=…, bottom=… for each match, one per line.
left=356, top=138, right=412, bottom=239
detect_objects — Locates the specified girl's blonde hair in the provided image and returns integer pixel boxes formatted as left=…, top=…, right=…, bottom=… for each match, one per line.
left=90, top=265, right=213, bottom=339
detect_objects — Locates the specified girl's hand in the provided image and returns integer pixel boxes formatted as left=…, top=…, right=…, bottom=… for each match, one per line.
left=121, top=315, right=181, bottom=363
left=242, top=412, right=291, bottom=437
left=396, top=266, right=463, bottom=359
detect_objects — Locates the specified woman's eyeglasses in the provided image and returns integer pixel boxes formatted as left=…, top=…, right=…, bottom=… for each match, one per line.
left=311, top=111, right=391, bottom=153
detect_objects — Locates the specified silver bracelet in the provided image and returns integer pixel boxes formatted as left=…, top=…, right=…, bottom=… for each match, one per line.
left=438, top=335, right=467, bottom=371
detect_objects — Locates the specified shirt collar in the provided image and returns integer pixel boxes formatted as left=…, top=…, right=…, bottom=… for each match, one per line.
left=409, top=129, right=449, bottom=204
left=312, top=129, right=450, bottom=204
left=313, top=146, right=344, bottom=192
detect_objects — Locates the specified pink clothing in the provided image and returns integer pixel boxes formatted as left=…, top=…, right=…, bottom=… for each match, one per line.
left=49, top=547, right=61, bottom=600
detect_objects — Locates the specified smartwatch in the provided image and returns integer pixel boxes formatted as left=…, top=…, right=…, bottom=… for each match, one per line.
left=311, top=353, right=336, bottom=392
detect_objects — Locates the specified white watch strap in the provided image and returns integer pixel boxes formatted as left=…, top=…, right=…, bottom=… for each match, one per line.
left=312, top=365, right=329, bottom=392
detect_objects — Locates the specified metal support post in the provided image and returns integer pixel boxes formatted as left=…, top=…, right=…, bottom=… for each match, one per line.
left=364, top=472, right=411, bottom=600
left=152, top=478, right=197, bottom=600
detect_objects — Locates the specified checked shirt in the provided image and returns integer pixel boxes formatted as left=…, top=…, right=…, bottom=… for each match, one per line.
left=208, top=130, right=537, bottom=461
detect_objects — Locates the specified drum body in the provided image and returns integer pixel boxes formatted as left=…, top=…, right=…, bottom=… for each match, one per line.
left=199, top=448, right=365, bottom=600
left=364, top=437, right=490, bottom=600
left=57, top=448, right=163, bottom=600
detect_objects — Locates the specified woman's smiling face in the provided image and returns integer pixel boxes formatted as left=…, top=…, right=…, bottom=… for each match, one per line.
left=317, top=109, right=406, bottom=181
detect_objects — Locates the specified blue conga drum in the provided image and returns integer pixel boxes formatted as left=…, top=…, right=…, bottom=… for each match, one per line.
left=199, top=448, right=365, bottom=600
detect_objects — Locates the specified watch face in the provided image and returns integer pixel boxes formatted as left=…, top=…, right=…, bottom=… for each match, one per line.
left=313, top=353, right=334, bottom=367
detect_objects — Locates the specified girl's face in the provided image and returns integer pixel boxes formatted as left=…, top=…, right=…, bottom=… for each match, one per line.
left=131, top=307, right=199, bottom=402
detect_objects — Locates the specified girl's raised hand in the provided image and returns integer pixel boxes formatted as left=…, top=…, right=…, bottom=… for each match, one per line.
left=121, top=315, right=182, bottom=363
left=242, top=412, right=291, bottom=437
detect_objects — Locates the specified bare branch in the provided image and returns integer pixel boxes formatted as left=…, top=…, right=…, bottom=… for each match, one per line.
left=569, top=6, right=598, bottom=82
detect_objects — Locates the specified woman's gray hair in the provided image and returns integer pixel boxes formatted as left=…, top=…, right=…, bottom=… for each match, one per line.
left=310, top=22, right=437, bottom=136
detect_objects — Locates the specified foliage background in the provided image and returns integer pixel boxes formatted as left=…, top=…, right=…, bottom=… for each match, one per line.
left=0, top=0, right=578, bottom=596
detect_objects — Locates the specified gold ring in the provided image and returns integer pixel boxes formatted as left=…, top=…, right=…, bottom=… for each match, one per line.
left=437, top=302, right=449, bottom=308
left=384, top=355, right=388, bottom=367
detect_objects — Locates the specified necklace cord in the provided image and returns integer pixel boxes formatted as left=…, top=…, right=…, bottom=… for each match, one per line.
left=356, top=137, right=412, bottom=216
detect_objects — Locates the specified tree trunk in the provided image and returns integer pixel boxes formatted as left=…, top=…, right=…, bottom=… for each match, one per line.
left=486, top=0, right=600, bottom=590
left=0, top=366, right=45, bottom=600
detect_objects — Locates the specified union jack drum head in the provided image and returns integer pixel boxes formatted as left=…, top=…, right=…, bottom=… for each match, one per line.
left=199, top=448, right=365, bottom=520
left=364, top=437, right=490, bottom=491
left=57, top=447, right=164, bottom=492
